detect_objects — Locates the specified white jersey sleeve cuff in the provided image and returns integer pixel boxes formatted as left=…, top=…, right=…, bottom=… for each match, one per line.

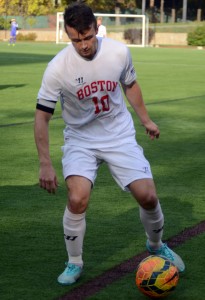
left=37, top=98, right=57, bottom=109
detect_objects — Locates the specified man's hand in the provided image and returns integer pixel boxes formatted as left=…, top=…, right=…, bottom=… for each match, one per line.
left=144, top=120, right=160, bottom=140
left=39, top=164, right=58, bottom=194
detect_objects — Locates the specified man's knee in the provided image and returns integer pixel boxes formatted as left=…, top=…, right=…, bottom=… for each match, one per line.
left=138, top=192, right=158, bottom=210
left=68, top=193, right=89, bottom=214
left=66, top=176, right=91, bottom=213
left=129, top=179, right=158, bottom=209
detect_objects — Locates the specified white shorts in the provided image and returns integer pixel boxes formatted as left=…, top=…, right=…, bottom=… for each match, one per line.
left=61, top=141, right=153, bottom=191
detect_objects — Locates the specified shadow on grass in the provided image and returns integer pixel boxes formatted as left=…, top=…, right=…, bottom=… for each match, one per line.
left=0, top=84, right=27, bottom=90
left=0, top=52, right=57, bottom=66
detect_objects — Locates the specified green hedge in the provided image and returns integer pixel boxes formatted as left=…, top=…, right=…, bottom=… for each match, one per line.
left=17, top=32, right=37, bottom=41
left=187, top=25, right=205, bottom=46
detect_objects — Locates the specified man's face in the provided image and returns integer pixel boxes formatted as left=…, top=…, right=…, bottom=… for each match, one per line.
left=65, top=23, right=98, bottom=60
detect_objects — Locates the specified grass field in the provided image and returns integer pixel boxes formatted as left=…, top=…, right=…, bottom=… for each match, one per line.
left=0, top=42, right=205, bottom=300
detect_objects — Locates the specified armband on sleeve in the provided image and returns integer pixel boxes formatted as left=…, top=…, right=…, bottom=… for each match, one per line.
left=36, top=99, right=56, bottom=114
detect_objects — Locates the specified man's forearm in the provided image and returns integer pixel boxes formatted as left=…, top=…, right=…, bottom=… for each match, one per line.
left=34, top=109, right=52, bottom=166
left=124, top=81, right=151, bottom=126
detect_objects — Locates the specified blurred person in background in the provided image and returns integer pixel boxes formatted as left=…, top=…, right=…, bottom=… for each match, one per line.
left=8, top=18, right=18, bottom=46
left=96, top=16, right=107, bottom=38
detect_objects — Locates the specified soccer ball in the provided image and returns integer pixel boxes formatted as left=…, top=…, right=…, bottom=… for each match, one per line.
left=136, top=255, right=179, bottom=298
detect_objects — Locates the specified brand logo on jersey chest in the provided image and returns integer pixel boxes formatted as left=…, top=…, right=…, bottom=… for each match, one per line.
left=75, top=77, right=84, bottom=85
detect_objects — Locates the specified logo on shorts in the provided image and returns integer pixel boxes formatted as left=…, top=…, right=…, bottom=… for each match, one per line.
left=143, top=167, right=149, bottom=173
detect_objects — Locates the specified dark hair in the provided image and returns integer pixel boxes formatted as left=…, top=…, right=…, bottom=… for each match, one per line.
left=64, top=3, right=97, bottom=34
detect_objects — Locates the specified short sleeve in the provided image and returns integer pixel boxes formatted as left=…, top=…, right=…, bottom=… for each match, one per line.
left=120, top=47, right=137, bottom=85
left=37, top=62, right=62, bottom=103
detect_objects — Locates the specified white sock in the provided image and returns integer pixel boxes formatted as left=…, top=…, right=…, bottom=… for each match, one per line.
left=63, top=207, right=86, bottom=266
left=139, top=201, right=164, bottom=250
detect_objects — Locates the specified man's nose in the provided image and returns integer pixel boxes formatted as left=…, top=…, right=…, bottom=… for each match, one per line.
left=81, top=40, right=87, bottom=49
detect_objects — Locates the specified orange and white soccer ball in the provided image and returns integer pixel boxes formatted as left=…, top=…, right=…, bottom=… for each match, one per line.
left=136, top=255, right=179, bottom=298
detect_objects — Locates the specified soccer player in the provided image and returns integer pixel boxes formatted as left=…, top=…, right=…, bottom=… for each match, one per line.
left=34, top=3, right=185, bottom=285
left=8, top=18, right=18, bottom=46
left=96, top=16, right=107, bottom=38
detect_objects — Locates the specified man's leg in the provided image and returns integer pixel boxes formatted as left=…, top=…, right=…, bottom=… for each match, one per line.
left=129, top=179, right=164, bottom=247
left=58, top=176, right=92, bottom=285
left=129, top=179, right=185, bottom=272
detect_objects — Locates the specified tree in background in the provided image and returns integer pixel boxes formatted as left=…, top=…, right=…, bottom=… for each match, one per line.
left=0, top=0, right=204, bottom=23
left=0, top=0, right=54, bottom=15
left=60, top=0, right=114, bottom=12
left=0, top=0, right=54, bottom=29
left=60, top=0, right=138, bottom=13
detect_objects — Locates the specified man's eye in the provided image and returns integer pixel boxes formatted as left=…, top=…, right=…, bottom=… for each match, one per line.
left=85, top=36, right=93, bottom=41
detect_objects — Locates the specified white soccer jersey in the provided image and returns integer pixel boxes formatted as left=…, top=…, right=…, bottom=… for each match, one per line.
left=96, top=24, right=106, bottom=37
left=37, top=37, right=137, bottom=148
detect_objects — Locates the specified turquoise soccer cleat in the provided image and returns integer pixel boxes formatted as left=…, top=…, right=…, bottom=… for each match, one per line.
left=57, top=263, right=83, bottom=285
left=146, top=241, right=185, bottom=273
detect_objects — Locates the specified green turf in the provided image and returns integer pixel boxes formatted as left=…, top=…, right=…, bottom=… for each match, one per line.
left=0, top=42, right=205, bottom=299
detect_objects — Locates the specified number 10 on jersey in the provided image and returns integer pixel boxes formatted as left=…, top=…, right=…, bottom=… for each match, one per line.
left=92, top=95, right=110, bottom=114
